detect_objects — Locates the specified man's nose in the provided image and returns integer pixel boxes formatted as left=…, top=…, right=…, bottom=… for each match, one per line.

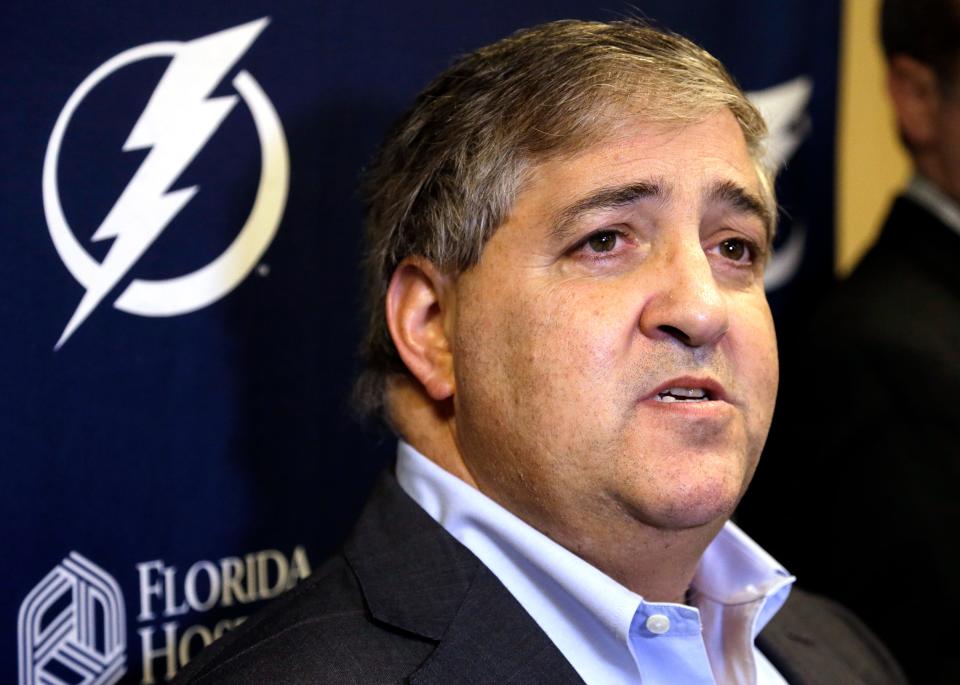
left=637, top=241, right=729, bottom=348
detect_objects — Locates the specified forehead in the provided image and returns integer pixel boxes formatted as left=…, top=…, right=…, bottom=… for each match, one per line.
left=524, top=110, right=758, bottom=203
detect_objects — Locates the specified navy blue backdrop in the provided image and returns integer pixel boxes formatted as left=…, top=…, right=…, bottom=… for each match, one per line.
left=2, top=2, right=838, bottom=683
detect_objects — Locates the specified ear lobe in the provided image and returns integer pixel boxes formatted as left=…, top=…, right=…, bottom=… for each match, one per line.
left=386, top=257, right=456, bottom=402
left=887, top=55, right=940, bottom=148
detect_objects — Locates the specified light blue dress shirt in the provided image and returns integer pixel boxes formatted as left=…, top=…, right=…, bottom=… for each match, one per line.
left=396, top=441, right=795, bottom=685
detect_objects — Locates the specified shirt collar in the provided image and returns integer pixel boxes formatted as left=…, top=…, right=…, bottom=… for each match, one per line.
left=905, top=173, right=960, bottom=237
left=694, top=521, right=795, bottom=628
left=395, top=440, right=640, bottom=644
left=395, top=440, right=794, bottom=683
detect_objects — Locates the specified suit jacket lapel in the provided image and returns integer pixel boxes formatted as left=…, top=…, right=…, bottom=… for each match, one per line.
left=343, top=473, right=583, bottom=684
left=756, top=588, right=908, bottom=685
left=409, top=565, right=584, bottom=684
left=880, top=195, right=960, bottom=294
left=757, top=613, right=834, bottom=685
left=344, top=476, right=907, bottom=684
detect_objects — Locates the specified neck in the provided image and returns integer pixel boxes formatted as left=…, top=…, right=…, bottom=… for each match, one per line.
left=388, top=377, right=474, bottom=484
left=503, top=492, right=724, bottom=603
left=389, top=378, right=724, bottom=603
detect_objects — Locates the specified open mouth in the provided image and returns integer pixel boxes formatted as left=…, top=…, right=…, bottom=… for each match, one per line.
left=655, top=387, right=712, bottom=403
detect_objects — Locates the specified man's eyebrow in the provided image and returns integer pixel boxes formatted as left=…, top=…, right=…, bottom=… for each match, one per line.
left=707, top=180, right=774, bottom=242
left=550, top=181, right=664, bottom=242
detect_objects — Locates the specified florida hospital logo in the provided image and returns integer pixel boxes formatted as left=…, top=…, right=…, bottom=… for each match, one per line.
left=18, top=552, right=127, bottom=685
left=43, top=18, right=289, bottom=349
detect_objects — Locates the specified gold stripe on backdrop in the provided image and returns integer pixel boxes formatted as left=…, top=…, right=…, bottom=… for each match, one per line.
left=836, top=0, right=910, bottom=275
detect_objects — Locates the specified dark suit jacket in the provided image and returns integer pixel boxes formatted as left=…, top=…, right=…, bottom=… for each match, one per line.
left=739, top=194, right=960, bottom=683
left=174, top=472, right=907, bottom=684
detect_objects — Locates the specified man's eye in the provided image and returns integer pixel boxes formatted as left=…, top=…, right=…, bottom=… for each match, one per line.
left=717, top=238, right=753, bottom=263
left=585, top=231, right=620, bottom=253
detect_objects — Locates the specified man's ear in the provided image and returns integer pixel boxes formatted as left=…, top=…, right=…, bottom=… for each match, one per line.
left=887, top=55, right=940, bottom=149
left=386, top=257, right=456, bottom=402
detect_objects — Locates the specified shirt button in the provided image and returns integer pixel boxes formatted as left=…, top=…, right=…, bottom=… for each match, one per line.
left=645, top=614, right=670, bottom=635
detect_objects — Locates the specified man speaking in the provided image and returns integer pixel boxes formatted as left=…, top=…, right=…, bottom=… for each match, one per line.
left=175, top=20, right=904, bottom=684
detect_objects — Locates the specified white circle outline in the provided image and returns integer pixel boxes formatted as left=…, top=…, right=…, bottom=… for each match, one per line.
left=42, top=41, right=289, bottom=317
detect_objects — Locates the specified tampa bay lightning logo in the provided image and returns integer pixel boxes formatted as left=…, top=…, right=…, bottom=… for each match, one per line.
left=43, top=18, right=289, bottom=349
left=747, top=76, right=813, bottom=291
left=18, top=552, right=127, bottom=685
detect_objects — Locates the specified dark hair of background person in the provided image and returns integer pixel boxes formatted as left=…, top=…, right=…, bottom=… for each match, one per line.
left=881, top=0, right=960, bottom=86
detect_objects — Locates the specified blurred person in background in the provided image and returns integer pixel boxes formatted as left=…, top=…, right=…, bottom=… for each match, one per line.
left=739, top=1, right=960, bottom=682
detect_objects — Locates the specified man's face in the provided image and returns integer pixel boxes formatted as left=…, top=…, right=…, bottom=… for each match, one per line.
left=448, top=109, right=778, bottom=548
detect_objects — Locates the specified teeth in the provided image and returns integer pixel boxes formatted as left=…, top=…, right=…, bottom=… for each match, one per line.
left=656, top=387, right=709, bottom=402
left=666, top=387, right=706, bottom=398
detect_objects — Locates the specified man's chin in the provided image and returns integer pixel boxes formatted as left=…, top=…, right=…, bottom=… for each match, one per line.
left=622, top=479, right=747, bottom=533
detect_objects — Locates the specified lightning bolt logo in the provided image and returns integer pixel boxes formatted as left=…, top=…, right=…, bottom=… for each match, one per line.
left=49, top=18, right=279, bottom=349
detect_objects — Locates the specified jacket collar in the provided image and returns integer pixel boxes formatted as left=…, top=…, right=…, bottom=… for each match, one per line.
left=756, top=588, right=907, bottom=685
left=343, top=473, right=584, bottom=684
left=757, top=603, right=836, bottom=685
left=878, top=193, right=960, bottom=293
left=343, top=473, right=903, bottom=685
left=904, top=174, right=960, bottom=238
